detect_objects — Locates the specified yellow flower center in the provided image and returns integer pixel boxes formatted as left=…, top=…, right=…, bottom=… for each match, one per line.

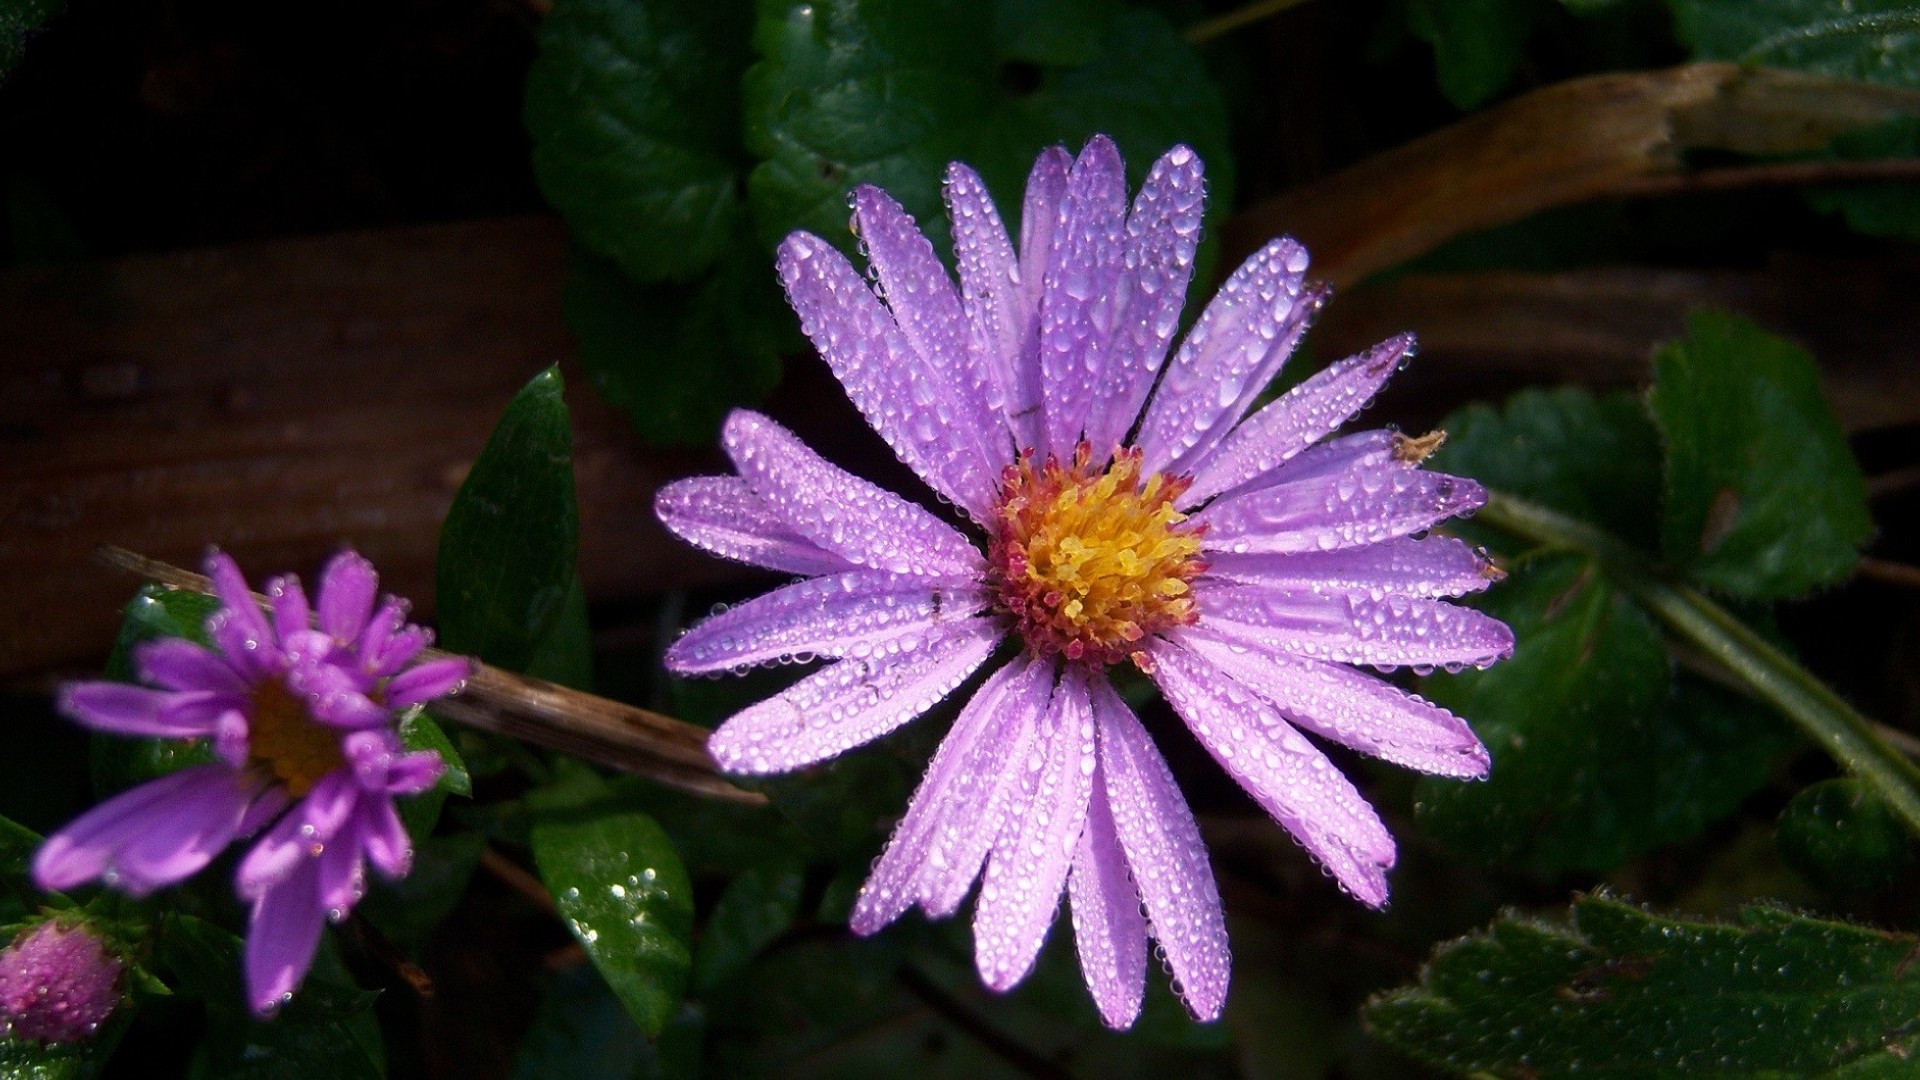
left=988, top=444, right=1206, bottom=671
left=249, top=681, right=346, bottom=797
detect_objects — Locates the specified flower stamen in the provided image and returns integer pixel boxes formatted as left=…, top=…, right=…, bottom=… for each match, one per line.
left=248, top=682, right=345, bottom=797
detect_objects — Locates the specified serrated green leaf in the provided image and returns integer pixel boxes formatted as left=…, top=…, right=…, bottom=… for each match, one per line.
left=563, top=245, right=786, bottom=446
left=743, top=0, right=1233, bottom=257
left=1777, top=778, right=1913, bottom=895
left=693, top=860, right=805, bottom=991
left=1649, top=310, right=1871, bottom=599
left=1368, top=893, right=1920, bottom=1077
left=1433, top=387, right=1663, bottom=553
left=1416, top=552, right=1793, bottom=873
left=436, top=366, right=579, bottom=669
left=528, top=784, right=694, bottom=1036
left=524, top=0, right=753, bottom=284
left=1406, top=0, right=1538, bottom=109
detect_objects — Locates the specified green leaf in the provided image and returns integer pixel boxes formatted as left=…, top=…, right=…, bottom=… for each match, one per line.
left=528, top=782, right=695, bottom=1036
left=743, top=0, right=1233, bottom=257
left=1669, top=0, right=1920, bottom=81
left=1804, top=116, right=1920, bottom=239
left=524, top=0, right=753, bottom=284
left=1777, top=778, right=1913, bottom=895
left=1432, top=387, right=1663, bottom=553
left=563, top=246, right=785, bottom=446
left=692, top=860, right=805, bottom=991
left=1368, top=893, right=1920, bottom=1077
left=525, top=575, right=594, bottom=691
left=0, top=1008, right=129, bottom=1080
left=399, top=708, right=470, bottom=797
left=1406, top=0, right=1539, bottom=110
left=511, top=965, right=704, bottom=1080
left=0, top=0, right=62, bottom=78
left=355, top=831, right=486, bottom=945
left=1416, top=553, right=1793, bottom=873
left=436, top=366, right=579, bottom=669
left=1649, top=310, right=1871, bottom=599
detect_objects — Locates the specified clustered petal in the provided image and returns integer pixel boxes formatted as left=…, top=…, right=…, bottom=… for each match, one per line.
left=657, top=135, right=1513, bottom=1028
left=34, top=550, right=468, bottom=1014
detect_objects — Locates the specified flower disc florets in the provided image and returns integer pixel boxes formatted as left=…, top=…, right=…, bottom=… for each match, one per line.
left=989, top=444, right=1205, bottom=670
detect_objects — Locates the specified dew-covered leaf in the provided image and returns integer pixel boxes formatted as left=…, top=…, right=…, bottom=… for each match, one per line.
left=1649, top=310, right=1871, bottom=599
left=436, top=366, right=579, bottom=669
left=743, top=0, right=1232, bottom=257
left=562, top=246, right=785, bottom=446
left=523, top=0, right=754, bottom=284
left=528, top=781, right=695, bottom=1036
left=1432, top=386, right=1663, bottom=553
left=1415, top=552, right=1794, bottom=873
left=1368, top=893, right=1920, bottom=1076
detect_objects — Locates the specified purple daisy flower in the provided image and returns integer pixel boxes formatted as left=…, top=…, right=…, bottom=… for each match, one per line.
left=0, top=920, right=124, bottom=1043
left=34, top=550, right=470, bottom=1014
left=655, top=136, right=1512, bottom=1028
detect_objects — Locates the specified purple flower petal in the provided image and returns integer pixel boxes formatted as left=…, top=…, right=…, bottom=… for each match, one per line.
left=57, top=683, right=227, bottom=739
left=975, top=666, right=1095, bottom=992
left=1150, top=641, right=1395, bottom=908
left=236, top=773, right=359, bottom=900
left=1184, top=334, right=1413, bottom=505
left=1036, top=135, right=1128, bottom=461
left=722, top=410, right=984, bottom=577
left=360, top=598, right=429, bottom=677
left=1196, top=457, right=1486, bottom=556
left=665, top=570, right=988, bottom=674
left=244, top=857, right=327, bottom=1014
left=706, top=618, right=1002, bottom=775
left=654, top=476, right=858, bottom=577
left=1204, top=535, right=1503, bottom=600
left=1201, top=585, right=1515, bottom=670
left=135, top=637, right=248, bottom=694
left=776, top=233, right=1002, bottom=518
left=943, top=162, right=1021, bottom=447
left=316, top=550, right=378, bottom=645
left=1089, top=676, right=1230, bottom=1021
left=357, top=797, right=412, bottom=879
left=853, top=185, right=1009, bottom=487
left=851, top=657, right=1034, bottom=935
left=1067, top=768, right=1149, bottom=1030
left=343, top=729, right=441, bottom=796
left=1007, top=147, right=1074, bottom=452
left=1179, top=628, right=1489, bottom=778
left=1135, top=238, right=1323, bottom=476
left=384, top=656, right=471, bottom=709
left=315, top=821, right=367, bottom=918
left=34, top=764, right=258, bottom=896
left=205, top=552, right=277, bottom=680
left=266, top=574, right=312, bottom=645
left=912, top=656, right=1055, bottom=919
left=1084, top=144, right=1207, bottom=456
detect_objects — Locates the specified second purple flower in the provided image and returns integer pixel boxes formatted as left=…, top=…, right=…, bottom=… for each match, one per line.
left=657, top=136, right=1512, bottom=1028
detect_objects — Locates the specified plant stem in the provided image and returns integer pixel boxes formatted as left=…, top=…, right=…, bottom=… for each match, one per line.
left=1185, top=0, right=1312, bottom=44
left=1475, top=490, right=1920, bottom=837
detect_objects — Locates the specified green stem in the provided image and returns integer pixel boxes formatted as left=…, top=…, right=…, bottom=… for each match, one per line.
left=1476, top=489, right=1920, bottom=837
left=1184, top=0, right=1313, bottom=44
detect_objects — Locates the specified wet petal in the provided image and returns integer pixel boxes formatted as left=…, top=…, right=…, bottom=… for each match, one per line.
left=316, top=550, right=378, bottom=645
left=1085, top=144, right=1207, bottom=456
left=654, top=475, right=858, bottom=577
left=1185, top=335, right=1413, bottom=505
left=1204, top=535, right=1503, bottom=600
left=975, top=666, right=1094, bottom=992
left=943, top=162, right=1019, bottom=447
left=245, top=857, right=327, bottom=1014
left=384, top=656, right=472, bottom=709
left=1089, top=676, right=1230, bottom=1021
left=666, top=570, right=988, bottom=674
left=34, top=764, right=256, bottom=896
left=706, top=617, right=1001, bottom=775
left=1197, top=454, right=1486, bottom=556
left=777, top=232, right=1001, bottom=518
left=1178, top=628, right=1489, bottom=778
left=136, top=637, right=248, bottom=695
left=57, top=683, right=229, bottom=739
left=266, top=574, right=312, bottom=644
left=236, top=774, right=360, bottom=900
left=1201, top=585, right=1515, bottom=670
left=358, top=797, right=413, bottom=879
left=1067, top=768, right=1149, bottom=1030
left=723, top=410, right=984, bottom=577
left=1136, top=238, right=1323, bottom=476
left=1150, top=641, right=1395, bottom=908
left=850, top=657, right=1037, bottom=934
left=206, top=551, right=276, bottom=679
left=1037, top=135, right=1128, bottom=460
